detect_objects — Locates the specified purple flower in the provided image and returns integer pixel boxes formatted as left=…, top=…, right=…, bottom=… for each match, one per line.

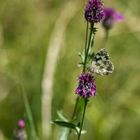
left=18, top=120, right=25, bottom=128
left=102, top=7, right=124, bottom=30
left=14, top=119, right=27, bottom=140
left=84, top=0, right=104, bottom=23
left=76, top=72, right=96, bottom=98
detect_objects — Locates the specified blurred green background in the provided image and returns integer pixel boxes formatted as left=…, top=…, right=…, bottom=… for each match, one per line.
left=0, top=0, right=140, bottom=140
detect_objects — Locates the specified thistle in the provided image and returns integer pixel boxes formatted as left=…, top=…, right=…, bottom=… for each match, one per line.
left=85, top=0, right=104, bottom=23
left=76, top=72, right=96, bottom=98
left=102, top=7, right=123, bottom=31
left=53, top=1, right=116, bottom=140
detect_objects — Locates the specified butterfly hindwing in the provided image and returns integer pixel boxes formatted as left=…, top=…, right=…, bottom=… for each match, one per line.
left=90, top=48, right=114, bottom=75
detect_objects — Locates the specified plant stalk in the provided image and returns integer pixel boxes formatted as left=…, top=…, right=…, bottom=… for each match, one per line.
left=68, top=23, right=94, bottom=139
left=77, top=99, right=88, bottom=140
left=83, top=23, right=94, bottom=72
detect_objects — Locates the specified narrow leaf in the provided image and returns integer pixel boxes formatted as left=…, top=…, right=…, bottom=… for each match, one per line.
left=53, top=120, right=80, bottom=134
left=57, top=110, right=68, bottom=122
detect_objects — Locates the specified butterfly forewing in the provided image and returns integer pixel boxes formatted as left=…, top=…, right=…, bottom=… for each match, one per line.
left=90, top=48, right=114, bottom=76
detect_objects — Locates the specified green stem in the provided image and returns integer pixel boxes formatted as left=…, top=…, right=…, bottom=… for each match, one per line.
left=76, top=23, right=94, bottom=139
left=83, top=22, right=89, bottom=72
left=71, top=97, right=80, bottom=119
left=68, top=23, right=94, bottom=139
left=71, top=22, right=90, bottom=121
left=105, top=29, right=109, bottom=40
left=77, top=99, right=88, bottom=140
left=83, top=23, right=94, bottom=72
left=67, top=97, right=79, bottom=140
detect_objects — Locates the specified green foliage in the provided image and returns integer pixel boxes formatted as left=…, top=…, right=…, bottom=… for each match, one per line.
left=53, top=120, right=79, bottom=134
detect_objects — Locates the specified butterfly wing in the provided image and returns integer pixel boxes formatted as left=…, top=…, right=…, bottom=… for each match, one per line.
left=90, top=48, right=114, bottom=75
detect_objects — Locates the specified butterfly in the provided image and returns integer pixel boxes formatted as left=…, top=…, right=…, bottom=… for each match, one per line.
left=90, top=48, right=114, bottom=76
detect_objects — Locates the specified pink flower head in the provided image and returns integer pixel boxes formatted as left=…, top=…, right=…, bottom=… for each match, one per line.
left=18, top=119, right=25, bottom=128
left=76, top=72, right=96, bottom=98
left=102, top=7, right=124, bottom=30
left=84, top=0, right=104, bottom=23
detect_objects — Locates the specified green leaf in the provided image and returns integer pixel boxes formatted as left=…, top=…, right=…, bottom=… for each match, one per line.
left=78, top=51, right=85, bottom=63
left=75, top=127, right=87, bottom=135
left=93, top=27, right=98, bottom=34
left=72, top=98, right=84, bottom=122
left=57, top=110, right=68, bottom=122
left=53, top=120, right=78, bottom=134
left=20, top=83, right=38, bottom=140
left=53, top=120, right=76, bottom=129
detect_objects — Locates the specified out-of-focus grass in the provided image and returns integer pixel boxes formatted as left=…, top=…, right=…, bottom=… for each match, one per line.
left=0, top=0, right=140, bottom=140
